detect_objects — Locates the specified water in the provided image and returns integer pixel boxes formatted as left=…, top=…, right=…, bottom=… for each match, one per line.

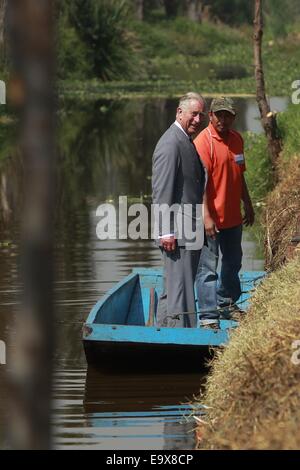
left=53, top=367, right=205, bottom=450
left=0, top=97, right=285, bottom=449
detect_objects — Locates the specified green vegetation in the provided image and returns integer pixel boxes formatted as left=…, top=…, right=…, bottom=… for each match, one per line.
left=57, top=0, right=135, bottom=81
left=277, top=102, right=300, bottom=161
left=1, top=1, right=300, bottom=98
left=243, top=132, right=272, bottom=204
left=242, top=131, right=272, bottom=258
left=205, top=0, right=253, bottom=25
left=244, top=102, right=300, bottom=203
left=60, top=16, right=300, bottom=98
left=52, top=0, right=300, bottom=98
left=56, top=6, right=92, bottom=80
left=264, top=0, right=300, bottom=37
left=242, top=103, right=300, bottom=261
left=242, top=130, right=270, bottom=222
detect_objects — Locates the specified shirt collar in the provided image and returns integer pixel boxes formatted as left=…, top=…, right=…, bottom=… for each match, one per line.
left=208, top=122, right=233, bottom=141
left=175, top=120, right=189, bottom=139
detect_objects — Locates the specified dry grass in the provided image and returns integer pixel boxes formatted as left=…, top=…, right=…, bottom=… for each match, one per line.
left=264, top=155, right=300, bottom=271
left=195, top=254, right=300, bottom=450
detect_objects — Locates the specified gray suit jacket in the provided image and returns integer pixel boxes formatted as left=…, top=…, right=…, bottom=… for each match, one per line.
left=152, top=123, right=206, bottom=248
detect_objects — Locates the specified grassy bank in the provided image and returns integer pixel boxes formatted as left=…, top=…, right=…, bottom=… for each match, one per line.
left=196, top=254, right=300, bottom=450
left=60, top=19, right=300, bottom=99
left=195, top=104, right=300, bottom=450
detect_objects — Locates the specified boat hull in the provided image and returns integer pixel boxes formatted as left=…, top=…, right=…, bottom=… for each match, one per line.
left=82, top=268, right=265, bottom=371
left=83, top=339, right=213, bottom=372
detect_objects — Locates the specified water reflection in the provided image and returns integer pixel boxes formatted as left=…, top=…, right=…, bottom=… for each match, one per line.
left=52, top=366, right=205, bottom=450
left=0, top=96, right=280, bottom=449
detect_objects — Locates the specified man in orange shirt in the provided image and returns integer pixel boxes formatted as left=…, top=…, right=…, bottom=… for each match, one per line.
left=194, top=97, right=255, bottom=328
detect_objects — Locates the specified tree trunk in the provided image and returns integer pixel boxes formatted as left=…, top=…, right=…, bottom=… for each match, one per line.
left=184, top=0, right=202, bottom=22
left=135, top=0, right=144, bottom=21
left=7, top=0, right=55, bottom=450
left=253, top=0, right=282, bottom=182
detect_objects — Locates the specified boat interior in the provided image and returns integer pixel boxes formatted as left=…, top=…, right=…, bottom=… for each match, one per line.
left=94, top=272, right=162, bottom=326
left=93, top=270, right=264, bottom=327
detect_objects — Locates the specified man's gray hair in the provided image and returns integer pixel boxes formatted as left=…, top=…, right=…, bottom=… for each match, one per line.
left=178, top=92, right=206, bottom=111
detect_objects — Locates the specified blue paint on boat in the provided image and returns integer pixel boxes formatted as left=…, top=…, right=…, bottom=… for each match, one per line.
left=83, top=268, right=265, bottom=370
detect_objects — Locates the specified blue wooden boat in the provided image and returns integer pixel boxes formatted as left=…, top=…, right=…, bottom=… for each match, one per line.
left=83, top=268, right=264, bottom=371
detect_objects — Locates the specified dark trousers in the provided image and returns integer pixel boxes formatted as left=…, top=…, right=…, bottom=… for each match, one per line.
left=195, top=225, right=243, bottom=320
left=157, top=246, right=201, bottom=328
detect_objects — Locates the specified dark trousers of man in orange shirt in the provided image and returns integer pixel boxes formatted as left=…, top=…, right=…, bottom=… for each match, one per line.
left=196, top=225, right=243, bottom=321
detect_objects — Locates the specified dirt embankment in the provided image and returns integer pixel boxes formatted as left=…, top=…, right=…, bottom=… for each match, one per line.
left=196, top=150, right=300, bottom=450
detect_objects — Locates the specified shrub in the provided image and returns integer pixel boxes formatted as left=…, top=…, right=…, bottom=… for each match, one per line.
left=68, top=0, right=134, bottom=80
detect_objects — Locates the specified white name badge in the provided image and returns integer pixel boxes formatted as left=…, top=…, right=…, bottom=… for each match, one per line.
left=234, top=154, right=245, bottom=165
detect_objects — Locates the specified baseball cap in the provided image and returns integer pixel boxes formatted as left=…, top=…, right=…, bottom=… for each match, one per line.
left=210, top=97, right=236, bottom=116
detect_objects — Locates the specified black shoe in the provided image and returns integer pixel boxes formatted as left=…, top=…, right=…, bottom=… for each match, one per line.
left=231, top=304, right=246, bottom=313
left=220, top=304, right=247, bottom=321
left=230, top=305, right=247, bottom=321
left=219, top=308, right=232, bottom=320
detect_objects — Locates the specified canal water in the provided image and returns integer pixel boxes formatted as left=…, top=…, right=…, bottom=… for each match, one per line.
left=0, top=97, right=287, bottom=449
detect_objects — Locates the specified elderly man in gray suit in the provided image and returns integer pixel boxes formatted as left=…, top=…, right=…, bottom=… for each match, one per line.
left=152, top=92, right=206, bottom=328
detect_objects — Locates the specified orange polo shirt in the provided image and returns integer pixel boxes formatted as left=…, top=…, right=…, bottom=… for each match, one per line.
left=194, top=123, right=245, bottom=229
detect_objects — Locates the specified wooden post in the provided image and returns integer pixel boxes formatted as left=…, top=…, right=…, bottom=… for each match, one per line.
left=135, top=0, right=144, bottom=21
left=7, top=0, right=55, bottom=450
left=253, top=0, right=282, bottom=183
